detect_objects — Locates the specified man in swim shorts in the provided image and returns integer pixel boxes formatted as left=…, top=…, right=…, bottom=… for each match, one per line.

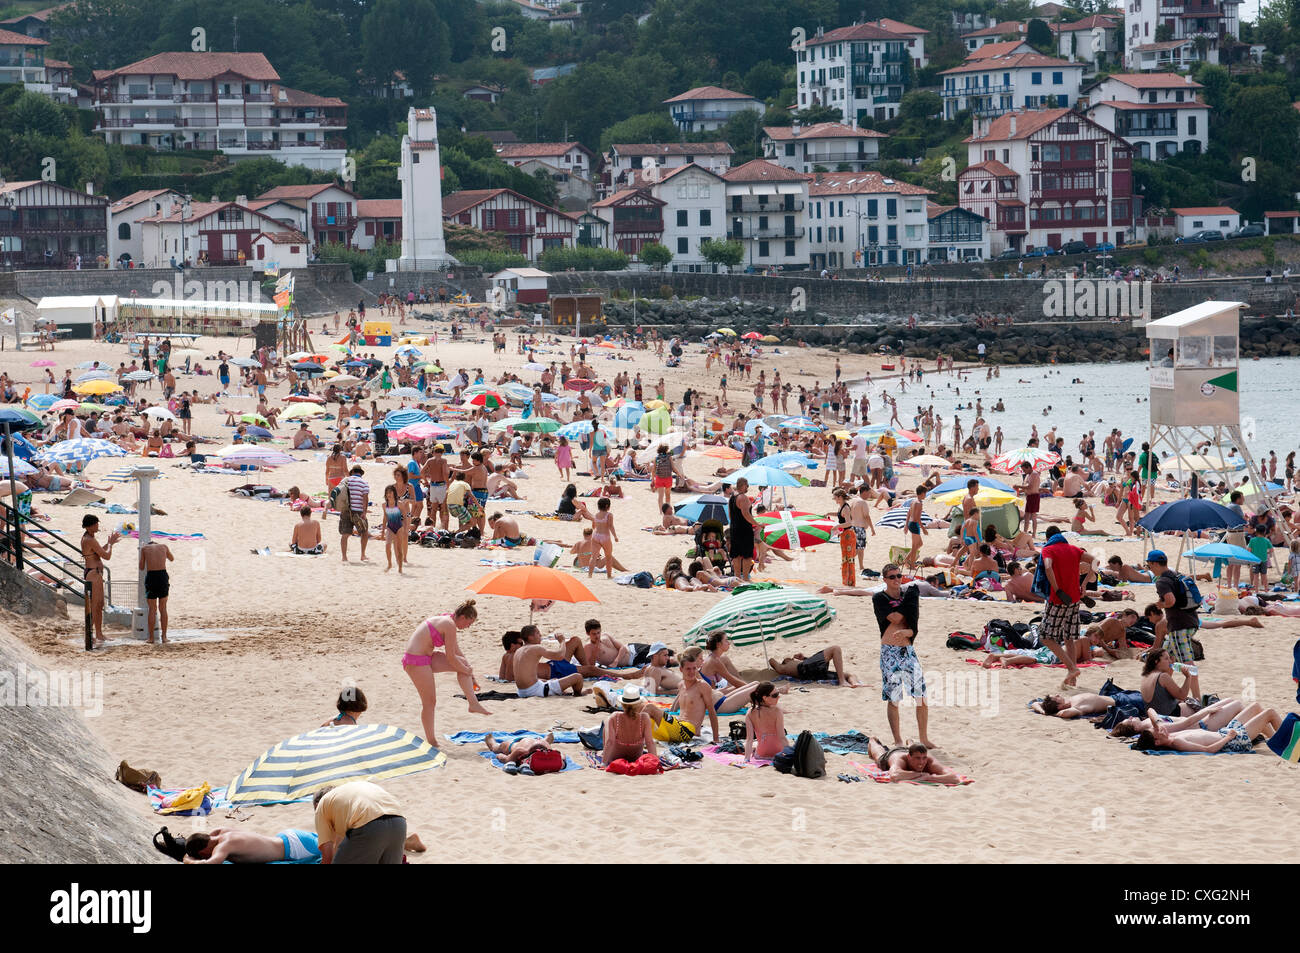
left=505, top=632, right=586, bottom=697
left=865, top=738, right=961, bottom=784
left=138, top=538, right=174, bottom=644
left=183, top=828, right=321, bottom=864
left=766, top=645, right=862, bottom=687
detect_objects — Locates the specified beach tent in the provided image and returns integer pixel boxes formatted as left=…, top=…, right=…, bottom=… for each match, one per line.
left=225, top=724, right=446, bottom=806
left=35, top=295, right=118, bottom=340
left=947, top=501, right=1021, bottom=540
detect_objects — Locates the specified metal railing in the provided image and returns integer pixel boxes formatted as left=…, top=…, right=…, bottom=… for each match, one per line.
left=0, top=507, right=108, bottom=650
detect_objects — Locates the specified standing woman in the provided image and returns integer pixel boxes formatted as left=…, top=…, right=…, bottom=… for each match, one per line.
left=728, top=477, right=757, bottom=580
left=590, top=418, right=607, bottom=479
left=382, top=485, right=405, bottom=574
left=554, top=435, right=573, bottom=482
left=392, top=466, right=414, bottom=568
left=80, top=514, right=121, bottom=649
left=825, top=437, right=845, bottom=489
left=401, top=599, right=490, bottom=746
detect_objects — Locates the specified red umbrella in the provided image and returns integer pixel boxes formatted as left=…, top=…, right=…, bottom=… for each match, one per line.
left=564, top=378, right=597, bottom=392
left=742, top=332, right=762, bottom=340
left=467, top=391, right=505, bottom=409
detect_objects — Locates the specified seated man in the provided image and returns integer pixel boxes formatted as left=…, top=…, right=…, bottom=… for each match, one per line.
left=501, top=631, right=585, bottom=698
left=865, top=738, right=962, bottom=785
left=570, top=527, right=627, bottom=572
left=1032, top=692, right=1116, bottom=719
left=960, top=543, right=1002, bottom=584
left=1085, top=609, right=1139, bottom=659
left=767, top=645, right=863, bottom=687
left=653, top=503, right=695, bottom=535
left=290, top=506, right=327, bottom=554
left=486, top=512, right=534, bottom=547
left=1002, top=561, right=1042, bottom=602
left=486, top=464, right=523, bottom=500
left=292, top=424, right=321, bottom=450
left=578, top=618, right=632, bottom=667
left=516, top=624, right=631, bottom=680
left=183, top=828, right=320, bottom=864
left=639, top=643, right=683, bottom=694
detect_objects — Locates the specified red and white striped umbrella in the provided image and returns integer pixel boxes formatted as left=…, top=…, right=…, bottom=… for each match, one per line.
left=991, top=447, right=1060, bottom=473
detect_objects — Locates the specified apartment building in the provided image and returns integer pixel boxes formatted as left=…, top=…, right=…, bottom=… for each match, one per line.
left=255, top=184, right=359, bottom=249
left=941, top=52, right=1084, bottom=120
left=795, top=23, right=914, bottom=124
left=960, top=108, right=1136, bottom=254
left=92, top=52, right=348, bottom=172
left=963, top=21, right=1028, bottom=53
left=722, top=160, right=810, bottom=271
left=865, top=19, right=930, bottom=68
left=1124, top=0, right=1242, bottom=69
left=1084, top=73, right=1209, bottom=158
left=663, top=86, right=764, bottom=133
left=1051, top=15, right=1121, bottom=67
left=762, top=122, right=888, bottom=174
left=441, top=188, right=575, bottom=259
left=0, top=179, right=109, bottom=269
left=645, top=163, right=727, bottom=271
left=109, top=189, right=183, bottom=267
left=600, top=143, right=734, bottom=196
left=806, top=171, right=932, bottom=270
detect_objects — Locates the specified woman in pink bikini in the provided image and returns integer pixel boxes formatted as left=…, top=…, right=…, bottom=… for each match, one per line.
left=402, top=599, right=491, bottom=746
left=577, top=496, right=618, bottom=579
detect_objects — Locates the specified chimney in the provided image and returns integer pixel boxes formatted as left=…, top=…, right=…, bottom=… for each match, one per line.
left=815, top=171, right=823, bottom=185
left=1009, top=114, right=1017, bottom=136
left=236, top=194, right=248, bottom=205
left=86, top=182, right=94, bottom=195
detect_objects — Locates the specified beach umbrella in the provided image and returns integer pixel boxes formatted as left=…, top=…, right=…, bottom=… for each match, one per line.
left=899, top=454, right=952, bottom=468
left=564, top=378, right=597, bottom=392
left=556, top=421, right=603, bottom=440
left=285, top=351, right=314, bottom=362
left=466, top=565, right=598, bottom=622
left=392, top=421, right=456, bottom=442
left=26, top=394, right=59, bottom=410
left=491, top=416, right=529, bottom=432
left=239, top=413, right=268, bottom=425
left=122, top=370, right=154, bottom=382
left=230, top=357, right=261, bottom=368
left=743, top=419, right=778, bottom=436
left=761, top=335, right=780, bottom=343
left=50, top=399, right=79, bottom=414
left=753, top=451, right=815, bottom=470
left=758, top=514, right=836, bottom=551
left=697, top=444, right=742, bottom=460
left=991, top=447, right=1060, bottom=474
left=414, top=363, right=443, bottom=373
left=643, top=399, right=670, bottom=411
left=511, top=416, right=559, bottom=434
left=742, top=331, right=762, bottom=340
left=389, top=387, right=425, bottom=400
left=384, top=408, right=432, bottom=430
left=931, top=487, right=1018, bottom=508
left=1139, top=498, right=1243, bottom=533
left=245, top=425, right=274, bottom=439
left=344, top=360, right=370, bottom=369
left=286, top=394, right=326, bottom=403
left=29, top=360, right=56, bottom=368
left=466, top=391, right=505, bottom=410
left=1219, top=478, right=1283, bottom=502
left=395, top=345, right=423, bottom=358
left=143, top=406, right=175, bottom=421
left=36, top=438, right=127, bottom=468
left=74, top=361, right=104, bottom=370
left=225, top=723, right=446, bottom=806
left=641, top=407, right=672, bottom=435
left=76, top=402, right=110, bottom=416
left=877, top=505, right=937, bottom=530
left=0, top=457, right=38, bottom=478
left=1166, top=452, right=1240, bottom=472
left=72, top=379, right=121, bottom=396
left=675, top=494, right=730, bottom=524
left=292, top=362, right=325, bottom=376
left=331, top=374, right=362, bottom=386
left=683, top=585, right=836, bottom=662
left=0, top=407, right=41, bottom=428
left=721, top=464, right=802, bottom=488
left=779, top=416, right=823, bottom=433
left=281, top=403, right=327, bottom=420
left=74, top=370, right=112, bottom=383
left=604, top=397, right=640, bottom=410
left=500, top=382, right=535, bottom=404
left=328, top=344, right=351, bottom=355
left=612, top=405, right=645, bottom=430
left=930, top=474, right=1014, bottom=495
left=523, top=362, right=547, bottom=372
left=716, top=328, right=736, bottom=337
left=215, top=445, right=296, bottom=466
left=1184, top=543, right=1260, bottom=564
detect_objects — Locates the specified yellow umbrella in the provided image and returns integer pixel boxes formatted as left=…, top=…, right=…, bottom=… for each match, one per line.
left=932, top=487, right=1018, bottom=508
left=280, top=403, right=327, bottom=420
left=72, top=379, right=122, bottom=396
left=717, top=328, right=736, bottom=336
left=643, top=399, right=669, bottom=410
left=829, top=430, right=852, bottom=440
left=761, top=335, right=780, bottom=343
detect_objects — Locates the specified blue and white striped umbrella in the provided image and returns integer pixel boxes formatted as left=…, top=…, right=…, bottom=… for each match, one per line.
left=122, top=370, right=154, bottom=382
left=75, top=370, right=112, bottom=383
left=877, top=505, right=937, bottom=529
left=778, top=416, right=823, bottom=433
left=383, top=408, right=432, bottom=430
left=557, top=420, right=611, bottom=440
left=612, top=405, right=645, bottom=430
left=753, top=451, right=814, bottom=470
left=27, top=394, right=60, bottom=410
left=389, top=387, right=424, bottom=399
left=395, top=345, right=423, bottom=358
left=36, top=438, right=127, bottom=468
left=0, top=457, right=38, bottom=478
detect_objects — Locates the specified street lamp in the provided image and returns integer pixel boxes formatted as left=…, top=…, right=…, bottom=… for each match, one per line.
left=180, top=195, right=191, bottom=269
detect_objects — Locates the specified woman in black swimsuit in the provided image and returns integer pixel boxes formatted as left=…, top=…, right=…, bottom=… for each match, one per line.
left=728, top=477, right=756, bottom=581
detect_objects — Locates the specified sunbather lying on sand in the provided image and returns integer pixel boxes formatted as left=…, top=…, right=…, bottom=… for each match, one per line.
left=483, top=732, right=554, bottom=764
left=767, top=645, right=863, bottom=687
left=865, top=738, right=963, bottom=784
left=1033, top=692, right=1116, bottom=719
left=1130, top=699, right=1284, bottom=753
left=183, top=828, right=320, bottom=864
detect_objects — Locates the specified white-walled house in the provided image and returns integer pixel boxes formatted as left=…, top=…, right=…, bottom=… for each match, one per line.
left=762, top=122, right=888, bottom=174
left=1050, top=15, right=1120, bottom=67
left=244, top=197, right=307, bottom=234
left=497, top=142, right=594, bottom=179
left=139, top=200, right=287, bottom=267
left=1084, top=73, right=1208, bottom=159
left=865, top=19, right=930, bottom=69
left=255, top=183, right=359, bottom=249
left=941, top=52, right=1084, bottom=121
left=108, top=189, right=182, bottom=267
left=927, top=203, right=991, bottom=262
left=354, top=199, right=402, bottom=251
left=591, top=188, right=665, bottom=261
left=441, top=188, right=575, bottom=259
left=806, top=171, right=933, bottom=270
left=249, top=230, right=309, bottom=270
left=962, top=21, right=1027, bottom=54
left=795, top=22, right=915, bottom=124
left=1172, top=206, right=1239, bottom=238
left=663, top=86, right=764, bottom=133
left=1124, top=0, right=1242, bottom=70
left=722, top=160, right=810, bottom=271
left=600, top=143, right=733, bottom=196
left=645, top=163, right=727, bottom=271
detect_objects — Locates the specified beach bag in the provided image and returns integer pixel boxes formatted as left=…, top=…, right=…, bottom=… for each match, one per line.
left=729, top=721, right=746, bottom=741
left=630, top=570, right=654, bottom=588
left=116, top=760, right=161, bottom=793
left=1192, top=637, right=1205, bottom=661
left=328, top=481, right=348, bottom=512
left=946, top=631, right=982, bottom=651
left=628, top=753, right=663, bottom=776
left=772, top=745, right=797, bottom=774
left=791, top=730, right=826, bottom=779
left=527, top=749, right=564, bottom=775
left=152, top=827, right=188, bottom=862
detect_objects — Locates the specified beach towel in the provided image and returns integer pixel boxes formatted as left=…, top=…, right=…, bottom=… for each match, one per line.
left=476, top=750, right=583, bottom=773
left=455, top=690, right=518, bottom=701
left=851, top=760, right=974, bottom=785
left=57, top=488, right=105, bottom=507
left=965, top=656, right=1110, bottom=670
left=446, top=730, right=581, bottom=745
left=128, top=531, right=205, bottom=541
left=148, top=782, right=216, bottom=815
left=1293, top=640, right=1300, bottom=704
left=1266, top=713, right=1300, bottom=762
left=1134, top=747, right=1253, bottom=756
left=808, top=731, right=874, bottom=755
left=701, top=744, right=771, bottom=767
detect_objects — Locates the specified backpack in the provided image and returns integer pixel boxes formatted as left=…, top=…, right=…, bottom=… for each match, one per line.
left=329, top=480, right=349, bottom=512
left=153, top=827, right=188, bottom=862
left=630, top=570, right=654, bottom=588
left=772, top=745, right=797, bottom=774
left=946, top=631, right=982, bottom=650
left=791, top=729, right=826, bottom=779
left=1166, top=571, right=1203, bottom=611
left=527, top=749, right=564, bottom=775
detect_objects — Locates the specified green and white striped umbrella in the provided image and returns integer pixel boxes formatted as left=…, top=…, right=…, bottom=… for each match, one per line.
left=683, top=585, right=835, bottom=651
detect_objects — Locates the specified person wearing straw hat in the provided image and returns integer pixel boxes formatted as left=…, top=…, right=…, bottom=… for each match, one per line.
left=601, top=685, right=657, bottom=766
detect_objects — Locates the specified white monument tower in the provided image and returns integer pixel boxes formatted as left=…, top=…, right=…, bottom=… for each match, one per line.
left=1146, top=300, right=1284, bottom=525
left=398, top=106, right=450, bottom=266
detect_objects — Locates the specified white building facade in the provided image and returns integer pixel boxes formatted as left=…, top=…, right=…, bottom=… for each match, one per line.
left=1123, top=0, right=1242, bottom=69
left=1084, top=73, right=1209, bottom=158
left=795, top=23, right=914, bottom=124
left=806, top=171, right=933, bottom=270
left=647, top=164, right=727, bottom=271
left=723, top=160, right=810, bottom=271
left=663, top=86, right=764, bottom=133
left=942, top=53, right=1084, bottom=121
left=762, top=122, right=888, bottom=174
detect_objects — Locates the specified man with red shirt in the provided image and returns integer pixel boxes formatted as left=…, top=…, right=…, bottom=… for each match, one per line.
left=1039, top=524, right=1096, bottom=685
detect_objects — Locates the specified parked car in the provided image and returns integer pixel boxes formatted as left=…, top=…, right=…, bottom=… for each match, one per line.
left=1229, top=223, right=1265, bottom=239
left=1060, top=239, right=1089, bottom=255
left=1023, top=246, right=1059, bottom=257
left=1174, top=233, right=1203, bottom=244
left=1089, top=242, right=1116, bottom=253
left=994, top=248, right=1023, bottom=260
left=1195, top=229, right=1225, bottom=242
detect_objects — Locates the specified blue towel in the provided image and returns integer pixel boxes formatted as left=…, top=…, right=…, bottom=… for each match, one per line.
left=1293, top=639, right=1300, bottom=704
left=1135, top=747, right=1252, bottom=756
left=446, top=729, right=581, bottom=745
left=476, top=750, right=583, bottom=772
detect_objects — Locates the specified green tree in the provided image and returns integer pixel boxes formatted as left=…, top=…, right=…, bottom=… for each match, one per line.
left=720, top=109, right=764, bottom=162
left=743, top=61, right=786, bottom=102
left=700, top=237, right=744, bottom=272
left=639, top=241, right=673, bottom=270
left=599, top=111, right=678, bottom=154
left=1027, top=18, right=1053, bottom=52
left=792, top=105, right=842, bottom=125
left=900, top=90, right=942, bottom=120
left=1229, top=85, right=1299, bottom=164
left=361, top=0, right=450, bottom=96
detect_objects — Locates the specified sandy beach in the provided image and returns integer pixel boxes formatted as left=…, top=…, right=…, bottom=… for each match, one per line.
left=3, top=314, right=1298, bottom=865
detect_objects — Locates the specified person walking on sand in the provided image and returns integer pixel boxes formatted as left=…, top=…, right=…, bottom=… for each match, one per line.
left=577, top=496, right=618, bottom=578
left=138, top=538, right=174, bottom=644
left=80, top=515, right=121, bottom=649
left=338, top=466, right=370, bottom=563
left=402, top=599, right=491, bottom=746
left=873, top=563, right=935, bottom=748
left=904, top=485, right=928, bottom=572
left=1040, top=525, right=1096, bottom=686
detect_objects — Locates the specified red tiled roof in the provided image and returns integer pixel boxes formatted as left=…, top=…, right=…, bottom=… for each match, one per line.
left=1172, top=206, right=1238, bottom=216
left=592, top=188, right=665, bottom=209
left=357, top=199, right=401, bottom=218
left=0, top=27, right=47, bottom=44
left=0, top=4, right=69, bottom=24
left=254, top=230, right=308, bottom=244
left=1050, top=15, right=1118, bottom=32
left=663, top=86, right=761, bottom=104
left=806, top=23, right=904, bottom=45
left=441, top=188, right=568, bottom=220
left=944, top=52, right=1078, bottom=74
left=611, top=142, right=734, bottom=157
left=498, top=142, right=592, bottom=159
left=258, top=184, right=354, bottom=201
left=1104, top=72, right=1202, bottom=89
left=723, top=159, right=812, bottom=184
left=95, top=52, right=279, bottom=82
left=110, top=189, right=177, bottom=213
left=1091, top=100, right=1207, bottom=110
left=763, top=122, right=888, bottom=141
left=961, top=159, right=1018, bottom=177
left=1264, top=211, right=1300, bottom=218
left=869, top=18, right=929, bottom=35
left=271, top=84, right=346, bottom=108
left=1132, top=39, right=1196, bottom=51
left=626, top=163, right=727, bottom=188
left=808, top=171, right=931, bottom=196
left=44, top=57, right=70, bottom=69
left=966, top=20, right=1025, bottom=37
left=966, top=40, right=1033, bottom=59
left=965, top=108, right=1073, bottom=142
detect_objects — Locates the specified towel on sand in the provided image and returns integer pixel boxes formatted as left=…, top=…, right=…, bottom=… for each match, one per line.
left=701, top=744, right=771, bottom=768
left=477, top=750, right=583, bottom=773
left=446, top=729, right=580, bottom=745
left=851, top=761, right=974, bottom=785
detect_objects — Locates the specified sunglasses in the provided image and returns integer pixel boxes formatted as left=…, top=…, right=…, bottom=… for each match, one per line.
left=884, top=573, right=902, bottom=580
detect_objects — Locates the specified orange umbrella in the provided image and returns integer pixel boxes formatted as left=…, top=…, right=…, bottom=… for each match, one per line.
left=699, top=444, right=742, bottom=460
left=466, top=565, right=599, bottom=620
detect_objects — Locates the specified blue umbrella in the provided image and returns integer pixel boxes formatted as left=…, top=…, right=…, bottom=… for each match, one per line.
left=930, top=474, right=1014, bottom=495
left=0, top=409, right=43, bottom=432
left=27, top=394, right=59, bottom=410
left=292, top=362, right=324, bottom=376
left=384, top=408, right=432, bottom=430
left=344, top=360, right=369, bottom=369
left=722, top=464, right=803, bottom=488
left=557, top=421, right=610, bottom=440
left=675, top=494, right=729, bottom=524
left=36, top=437, right=127, bottom=468
left=753, top=451, right=814, bottom=470
left=390, top=387, right=424, bottom=400
left=744, top=419, right=778, bottom=436
left=246, top=425, right=273, bottom=439
left=612, top=405, right=645, bottom=430
left=778, top=417, right=823, bottom=433
left=0, top=457, right=38, bottom=478
left=1184, top=543, right=1260, bottom=564
left=1138, top=498, right=1243, bottom=533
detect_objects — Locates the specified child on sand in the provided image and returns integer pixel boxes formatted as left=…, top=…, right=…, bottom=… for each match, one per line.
left=322, top=687, right=367, bottom=727
left=402, top=600, right=490, bottom=746
left=554, top=436, right=573, bottom=481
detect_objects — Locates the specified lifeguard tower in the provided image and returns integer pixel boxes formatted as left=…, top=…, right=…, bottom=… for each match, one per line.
left=1145, top=301, right=1279, bottom=517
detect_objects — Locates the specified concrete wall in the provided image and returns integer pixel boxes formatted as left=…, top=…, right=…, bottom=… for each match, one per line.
left=0, top=559, right=67, bottom=618
left=12, top=266, right=262, bottom=303
left=358, top=267, right=489, bottom=301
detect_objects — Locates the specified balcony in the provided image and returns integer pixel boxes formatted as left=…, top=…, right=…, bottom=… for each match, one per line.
left=312, top=214, right=359, bottom=231
left=244, top=92, right=273, bottom=102
left=804, top=152, right=869, bottom=164
left=1119, top=126, right=1179, bottom=137
left=730, top=199, right=804, bottom=213
left=611, top=220, right=663, bottom=234
left=484, top=221, right=536, bottom=235
left=852, top=66, right=902, bottom=85
left=177, top=92, right=214, bottom=102
left=5, top=219, right=105, bottom=234
left=728, top=227, right=805, bottom=240
left=244, top=116, right=282, bottom=126
left=671, top=109, right=737, bottom=122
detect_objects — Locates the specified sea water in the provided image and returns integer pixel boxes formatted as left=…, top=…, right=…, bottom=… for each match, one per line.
left=856, top=357, right=1300, bottom=460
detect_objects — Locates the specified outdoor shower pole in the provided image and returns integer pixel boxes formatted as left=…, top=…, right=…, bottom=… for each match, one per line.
left=130, top=466, right=159, bottom=639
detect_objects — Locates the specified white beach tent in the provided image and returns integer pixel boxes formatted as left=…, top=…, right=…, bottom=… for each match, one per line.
left=35, top=295, right=119, bottom=339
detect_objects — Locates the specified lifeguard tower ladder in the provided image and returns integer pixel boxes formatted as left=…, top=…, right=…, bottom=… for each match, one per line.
left=1145, top=301, right=1290, bottom=552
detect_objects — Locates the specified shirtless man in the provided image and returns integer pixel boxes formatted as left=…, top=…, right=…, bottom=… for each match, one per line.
left=1086, top=610, right=1138, bottom=659
left=291, top=506, right=326, bottom=555
left=80, top=514, right=120, bottom=648
left=486, top=513, right=533, bottom=547
left=183, top=828, right=320, bottom=864
left=669, top=649, right=722, bottom=741
left=865, top=738, right=962, bottom=785
left=502, top=632, right=585, bottom=698
left=1061, top=466, right=1088, bottom=498
left=138, top=538, right=174, bottom=644
left=481, top=732, right=556, bottom=768
left=292, top=424, right=320, bottom=450
left=847, top=485, right=876, bottom=572
left=1033, top=692, right=1116, bottom=719
left=654, top=503, right=695, bottom=535
left=486, top=464, right=523, bottom=500
left=1003, top=561, right=1043, bottom=602
left=421, top=444, right=451, bottom=529
left=767, top=645, right=862, bottom=687
left=639, top=644, right=683, bottom=694
left=323, top=445, right=349, bottom=520
left=579, top=618, right=632, bottom=667
left=508, top=625, right=629, bottom=681
left=570, top=528, right=628, bottom=572
left=452, top=450, right=490, bottom=517
left=1103, top=555, right=1153, bottom=584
